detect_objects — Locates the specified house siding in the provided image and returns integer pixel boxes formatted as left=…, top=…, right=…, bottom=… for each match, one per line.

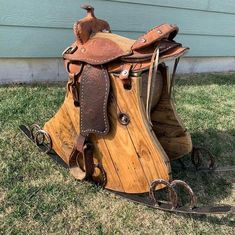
left=0, top=0, right=234, bottom=82
left=1, top=0, right=235, bottom=57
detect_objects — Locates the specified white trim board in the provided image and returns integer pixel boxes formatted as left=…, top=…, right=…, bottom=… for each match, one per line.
left=0, top=57, right=235, bottom=84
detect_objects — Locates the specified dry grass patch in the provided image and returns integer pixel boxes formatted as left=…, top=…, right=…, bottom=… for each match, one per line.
left=0, top=73, right=234, bottom=234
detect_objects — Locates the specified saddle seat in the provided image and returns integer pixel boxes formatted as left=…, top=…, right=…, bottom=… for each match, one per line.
left=65, top=31, right=187, bottom=60
left=64, top=30, right=188, bottom=75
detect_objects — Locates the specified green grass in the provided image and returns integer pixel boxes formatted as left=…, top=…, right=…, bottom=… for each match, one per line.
left=0, top=73, right=235, bottom=234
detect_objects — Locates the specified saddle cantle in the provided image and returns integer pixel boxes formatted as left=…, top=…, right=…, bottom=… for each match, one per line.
left=40, top=4, right=192, bottom=193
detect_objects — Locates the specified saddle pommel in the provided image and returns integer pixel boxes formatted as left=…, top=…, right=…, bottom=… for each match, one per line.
left=73, top=5, right=111, bottom=44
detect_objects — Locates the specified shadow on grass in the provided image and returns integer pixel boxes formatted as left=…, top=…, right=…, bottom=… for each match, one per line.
left=171, top=128, right=234, bottom=225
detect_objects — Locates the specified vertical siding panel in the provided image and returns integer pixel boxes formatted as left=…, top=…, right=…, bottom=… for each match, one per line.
left=0, top=0, right=234, bottom=57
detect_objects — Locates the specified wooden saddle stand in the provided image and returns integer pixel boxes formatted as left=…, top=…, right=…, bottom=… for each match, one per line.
left=20, top=5, right=234, bottom=215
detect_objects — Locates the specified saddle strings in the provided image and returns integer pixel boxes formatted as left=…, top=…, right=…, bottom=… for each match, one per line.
left=169, top=57, right=180, bottom=100
left=146, top=47, right=160, bottom=126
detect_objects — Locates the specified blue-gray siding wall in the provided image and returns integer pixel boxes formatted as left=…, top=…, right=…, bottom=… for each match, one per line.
left=0, top=0, right=235, bottom=57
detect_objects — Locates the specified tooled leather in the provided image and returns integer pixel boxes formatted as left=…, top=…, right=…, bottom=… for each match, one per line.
left=132, top=24, right=179, bottom=50
left=65, top=45, right=188, bottom=76
left=80, top=64, right=110, bottom=136
left=160, top=47, right=189, bottom=62
left=121, top=40, right=182, bottom=63
left=158, top=39, right=182, bottom=54
left=63, top=37, right=131, bottom=65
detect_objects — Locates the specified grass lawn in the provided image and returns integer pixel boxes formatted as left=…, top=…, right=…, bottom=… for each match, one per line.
left=0, top=73, right=234, bottom=234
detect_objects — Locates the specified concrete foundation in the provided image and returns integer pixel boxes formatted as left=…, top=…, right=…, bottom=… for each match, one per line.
left=0, top=57, right=234, bottom=84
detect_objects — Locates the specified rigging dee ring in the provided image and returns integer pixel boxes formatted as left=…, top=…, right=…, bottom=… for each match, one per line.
left=34, top=130, right=52, bottom=154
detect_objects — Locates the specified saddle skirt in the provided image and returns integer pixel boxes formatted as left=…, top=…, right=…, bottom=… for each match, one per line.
left=43, top=4, right=192, bottom=193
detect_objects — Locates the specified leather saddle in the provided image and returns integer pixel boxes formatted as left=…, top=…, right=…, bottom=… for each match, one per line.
left=43, top=4, right=192, bottom=193
left=63, top=4, right=188, bottom=135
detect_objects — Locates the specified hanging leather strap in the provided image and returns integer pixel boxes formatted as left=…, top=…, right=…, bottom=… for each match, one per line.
left=69, top=135, right=95, bottom=180
left=169, top=57, right=180, bottom=98
left=69, top=73, right=80, bottom=106
left=146, top=47, right=160, bottom=124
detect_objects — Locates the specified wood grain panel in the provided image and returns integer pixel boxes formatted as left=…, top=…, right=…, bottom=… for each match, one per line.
left=151, top=66, right=192, bottom=160
left=102, top=92, right=149, bottom=193
left=65, top=91, right=124, bottom=191
left=44, top=90, right=124, bottom=191
left=92, top=137, right=124, bottom=192
left=110, top=74, right=171, bottom=190
left=44, top=72, right=170, bottom=193
left=43, top=95, right=77, bottom=163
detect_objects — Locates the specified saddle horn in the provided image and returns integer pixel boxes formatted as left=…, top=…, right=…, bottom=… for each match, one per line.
left=80, top=4, right=95, bottom=17
left=73, top=4, right=111, bottom=44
